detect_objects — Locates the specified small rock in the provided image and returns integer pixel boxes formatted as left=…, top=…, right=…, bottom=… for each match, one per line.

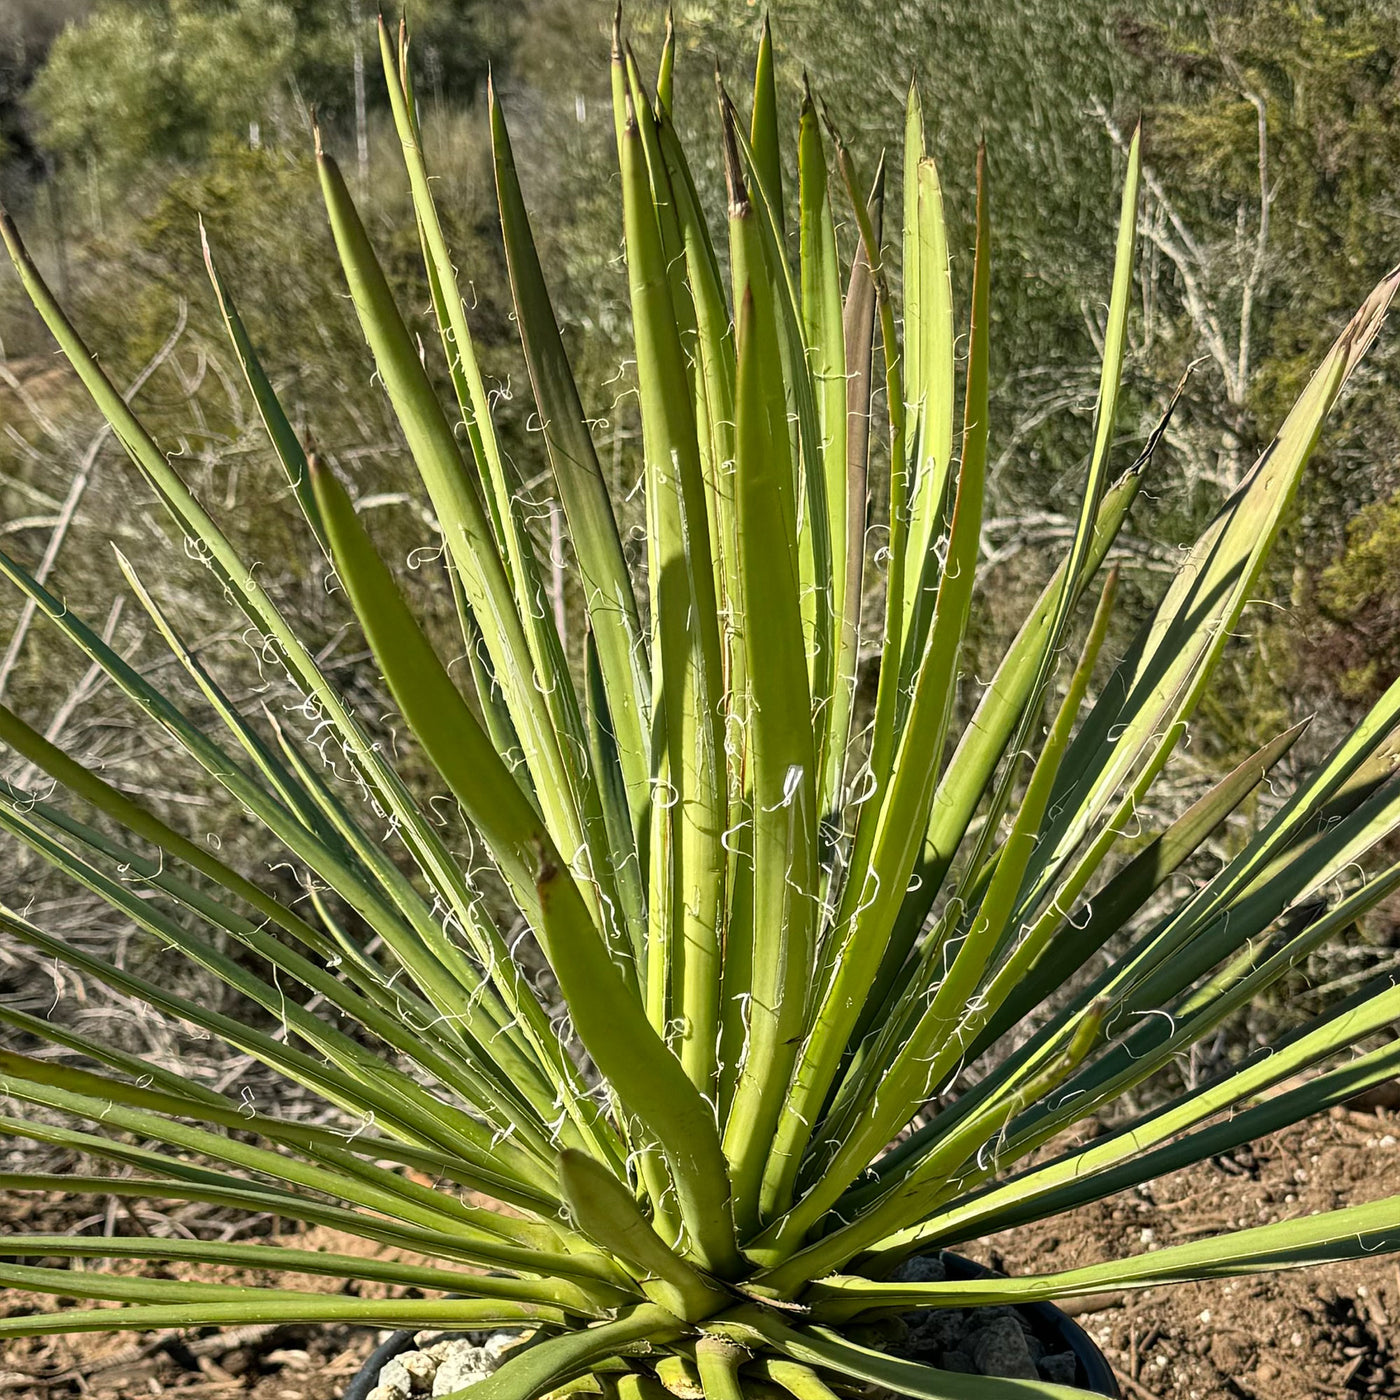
left=432, top=1347, right=498, bottom=1398
left=1038, top=1352, right=1079, bottom=1386
left=938, top=1349, right=977, bottom=1373
left=1016, top=1318, right=1045, bottom=1363
left=371, top=1358, right=414, bottom=1400
left=892, top=1254, right=948, bottom=1285
left=484, top=1332, right=529, bottom=1362
left=401, top=1352, right=439, bottom=1391
left=968, top=1315, right=1039, bottom=1380
left=903, top=1308, right=968, bottom=1357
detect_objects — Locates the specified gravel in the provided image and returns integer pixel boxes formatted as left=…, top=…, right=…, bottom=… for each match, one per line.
left=883, top=1253, right=1083, bottom=1388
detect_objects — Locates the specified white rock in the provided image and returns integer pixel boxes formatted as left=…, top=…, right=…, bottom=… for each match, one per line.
left=375, top=1358, right=415, bottom=1398
left=484, top=1331, right=529, bottom=1361
left=401, top=1351, right=440, bottom=1391
left=432, top=1345, right=498, bottom=1398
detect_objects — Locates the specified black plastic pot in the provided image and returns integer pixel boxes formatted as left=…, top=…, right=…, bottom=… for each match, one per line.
left=341, top=1255, right=1119, bottom=1399
left=344, top=1327, right=421, bottom=1400
left=941, top=1251, right=1120, bottom=1397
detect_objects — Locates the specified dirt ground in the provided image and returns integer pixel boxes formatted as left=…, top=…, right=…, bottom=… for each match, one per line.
left=989, top=1105, right=1400, bottom=1400
left=2, top=1103, right=1398, bottom=1400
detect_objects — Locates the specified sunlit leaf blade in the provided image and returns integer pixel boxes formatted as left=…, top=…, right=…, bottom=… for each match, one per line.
left=862, top=461, right=1147, bottom=1036
left=534, top=850, right=742, bottom=1279
left=0, top=537, right=520, bottom=1035
left=719, top=187, right=817, bottom=1235
left=558, top=1149, right=728, bottom=1319
left=0, top=765, right=558, bottom=1159
left=901, top=81, right=923, bottom=459
left=754, top=147, right=991, bottom=1257
left=769, top=146, right=887, bottom=1118
left=798, top=86, right=850, bottom=817
left=749, top=15, right=784, bottom=230
left=697, top=1336, right=748, bottom=1400
left=656, top=5, right=675, bottom=113
left=824, top=119, right=906, bottom=819
left=937, top=126, right=1139, bottom=944
left=455, top=569, right=535, bottom=805
left=0, top=208, right=478, bottom=923
left=5, top=518, right=567, bottom=1139
left=723, top=87, right=832, bottom=727
left=0, top=1297, right=572, bottom=1339
left=0, top=905, right=551, bottom=1205
left=586, top=627, right=647, bottom=963
left=655, top=104, right=742, bottom=708
left=489, top=89, right=651, bottom=833
left=813, top=1188, right=1400, bottom=1313
left=0, top=1009, right=548, bottom=1211
left=0, top=799, right=561, bottom=1186
left=11, top=189, right=587, bottom=1131
left=316, top=144, right=611, bottom=922
left=619, top=90, right=727, bottom=1096
left=900, top=146, right=957, bottom=673
left=381, top=24, right=610, bottom=903
left=0, top=1166, right=573, bottom=1273
left=827, top=160, right=883, bottom=815
left=761, top=622, right=1122, bottom=1287
left=822, top=569, right=1121, bottom=1184
left=961, top=720, right=1400, bottom=1179
left=852, top=835, right=1400, bottom=1270
left=0, top=1069, right=588, bottom=1273
left=749, top=1358, right=844, bottom=1400
left=1005, top=784, right=1400, bottom=1152
left=0, top=1236, right=601, bottom=1313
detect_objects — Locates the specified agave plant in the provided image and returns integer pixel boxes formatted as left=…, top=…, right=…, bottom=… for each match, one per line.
left=2, top=12, right=1400, bottom=1400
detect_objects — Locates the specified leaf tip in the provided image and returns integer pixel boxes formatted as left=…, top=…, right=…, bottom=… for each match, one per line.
left=0, top=202, right=20, bottom=260
left=720, top=90, right=750, bottom=217
left=871, top=148, right=887, bottom=194
left=197, top=216, right=216, bottom=275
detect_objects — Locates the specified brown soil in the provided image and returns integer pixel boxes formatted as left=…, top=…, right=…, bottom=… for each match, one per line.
left=988, top=1105, right=1400, bottom=1399
left=2, top=1105, right=1398, bottom=1400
